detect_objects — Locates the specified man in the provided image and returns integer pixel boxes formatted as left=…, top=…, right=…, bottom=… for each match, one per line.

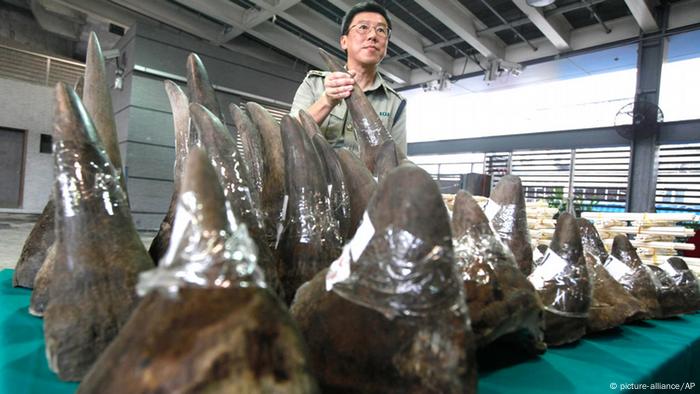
left=290, top=1, right=407, bottom=154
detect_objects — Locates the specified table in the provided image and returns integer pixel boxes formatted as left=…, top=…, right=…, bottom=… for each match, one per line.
left=1, top=270, right=78, bottom=393
left=1, top=269, right=699, bottom=393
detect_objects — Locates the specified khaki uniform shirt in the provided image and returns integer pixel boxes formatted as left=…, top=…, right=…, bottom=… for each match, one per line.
left=290, top=70, right=407, bottom=155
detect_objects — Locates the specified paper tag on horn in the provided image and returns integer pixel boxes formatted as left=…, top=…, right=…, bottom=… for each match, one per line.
left=325, top=212, right=375, bottom=291
left=528, top=248, right=568, bottom=289
left=603, top=255, right=634, bottom=282
left=482, top=198, right=501, bottom=222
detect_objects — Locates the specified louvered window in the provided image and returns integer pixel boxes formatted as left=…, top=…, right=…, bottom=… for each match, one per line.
left=485, top=152, right=510, bottom=189
left=511, top=149, right=572, bottom=202
left=505, top=147, right=630, bottom=212
left=572, top=147, right=630, bottom=211
left=416, top=147, right=631, bottom=213
left=656, top=143, right=700, bottom=214
left=0, top=44, right=84, bottom=87
left=410, top=153, right=485, bottom=193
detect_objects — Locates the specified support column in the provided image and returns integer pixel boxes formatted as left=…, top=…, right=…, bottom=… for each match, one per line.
left=626, top=4, right=667, bottom=213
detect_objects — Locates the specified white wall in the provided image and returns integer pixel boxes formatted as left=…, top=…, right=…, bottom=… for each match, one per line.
left=0, top=78, right=55, bottom=213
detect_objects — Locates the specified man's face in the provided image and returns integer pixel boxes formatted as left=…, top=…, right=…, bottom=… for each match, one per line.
left=340, top=11, right=389, bottom=66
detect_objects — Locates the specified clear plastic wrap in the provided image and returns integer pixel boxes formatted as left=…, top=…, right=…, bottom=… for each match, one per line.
left=327, top=223, right=466, bottom=320
left=604, top=254, right=647, bottom=291
left=284, top=187, right=341, bottom=246
left=606, top=235, right=662, bottom=317
left=206, top=139, right=266, bottom=233
left=532, top=244, right=547, bottom=268
left=54, top=140, right=127, bottom=219
left=483, top=200, right=531, bottom=245
left=577, top=218, right=610, bottom=262
left=482, top=198, right=534, bottom=275
left=528, top=248, right=591, bottom=318
left=453, top=231, right=519, bottom=282
left=44, top=84, right=156, bottom=381
left=584, top=252, right=646, bottom=331
left=453, top=225, right=544, bottom=349
left=661, top=257, right=700, bottom=291
left=137, top=191, right=265, bottom=298
left=646, top=257, right=700, bottom=316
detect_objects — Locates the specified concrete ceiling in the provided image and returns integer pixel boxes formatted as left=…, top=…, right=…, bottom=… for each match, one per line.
left=3, top=0, right=700, bottom=87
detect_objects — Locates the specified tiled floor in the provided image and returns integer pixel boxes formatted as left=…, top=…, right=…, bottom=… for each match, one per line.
left=0, top=213, right=156, bottom=270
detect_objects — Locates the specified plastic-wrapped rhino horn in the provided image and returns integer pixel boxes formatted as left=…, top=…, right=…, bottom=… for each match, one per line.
left=374, top=140, right=403, bottom=183
left=451, top=191, right=545, bottom=353
left=583, top=252, right=646, bottom=333
left=645, top=258, right=700, bottom=318
left=230, top=103, right=265, bottom=198
left=84, top=31, right=126, bottom=194
left=575, top=218, right=647, bottom=330
left=299, top=110, right=352, bottom=243
left=43, top=83, right=154, bottom=381
left=28, top=242, right=56, bottom=316
left=149, top=80, right=191, bottom=265
left=190, top=103, right=284, bottom=300
left=14, top=33, right=114, bottom=289
left=291, top=164, right=476, bottom=393
left=335, top=148, right=377, bottom=238
left=528, top=212, right=591, bottom=346
left=298, top=110, right=331, bottom=183
left=318, top=48, right=392, bottom=176
left=488, top=175, right=534, bottom=275
left=576, top=218, right=609, bottom=263
left=606, top=234, right=661, bottom=318
left=277, top=115, right=342, bottom=304
left=665, top=257, right=700, bottom=311
left=186, top=53, right=225, bottom=123
left=78, top=147, right=319, bottom=393
left=13, top=199, right=55, bottom=289
left=246, top=101, right=286, bottom=246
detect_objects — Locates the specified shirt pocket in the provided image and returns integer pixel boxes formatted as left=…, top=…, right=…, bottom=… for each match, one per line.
left=325, top=104, right=347, bottom=142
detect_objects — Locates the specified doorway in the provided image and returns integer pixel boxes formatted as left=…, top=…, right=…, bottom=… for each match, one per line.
left=0, top=127, right=26, bottom=208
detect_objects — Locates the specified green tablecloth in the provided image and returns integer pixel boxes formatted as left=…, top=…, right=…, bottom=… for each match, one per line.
left=1, top=270, right=78, bottom=394
left=1, top=268, right=699, bottom=393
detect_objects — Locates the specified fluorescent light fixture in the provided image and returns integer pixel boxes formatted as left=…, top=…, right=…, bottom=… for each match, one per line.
left=527, top=0, right=555, bottom=7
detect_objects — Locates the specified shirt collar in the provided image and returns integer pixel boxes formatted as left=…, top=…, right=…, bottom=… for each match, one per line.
left=365, top=72, right=386, bottom=94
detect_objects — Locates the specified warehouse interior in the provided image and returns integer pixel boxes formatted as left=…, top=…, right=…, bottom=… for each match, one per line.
left=1, top=0, right=700, bottom=392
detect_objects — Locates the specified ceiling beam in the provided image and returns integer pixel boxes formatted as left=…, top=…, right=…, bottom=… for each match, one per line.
left=54, top=0, right=145, bottom=30
left=172, top=0, right=412, bottom=83
left=113, top=0, right=223, bottom=42
left=326, top=0, right=453, bottom=75
left=219, top=0, right=301, bottom=43
left=413, top=0, right=505, bottom=60
left=30, top=0, right=83, bottom=40
left=245, top=0, right=302, bottom=24
left=623, top=0, right=659, bottom=32
left=56, top=0, right=298, bottom=66
left=171, top=0, right=325, bottom=69
left=511, top=0, right=571, bottom=51
left=406, top=13, right=653, bottom=87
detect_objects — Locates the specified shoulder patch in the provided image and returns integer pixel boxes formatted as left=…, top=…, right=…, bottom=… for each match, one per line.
left=384, top=83, right=404, bottom=100
left=306, top=70, right=330, bottom=78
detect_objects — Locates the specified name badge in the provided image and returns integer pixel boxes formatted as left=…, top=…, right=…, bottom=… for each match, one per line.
left=379, top=111, right=390, bottom=117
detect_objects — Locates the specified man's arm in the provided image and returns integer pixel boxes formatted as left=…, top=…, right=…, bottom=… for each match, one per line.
left=290, top=71, right=355, bottom=125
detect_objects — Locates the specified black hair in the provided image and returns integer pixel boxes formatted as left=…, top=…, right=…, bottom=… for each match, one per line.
left=340, top=2, right=392, bottom=36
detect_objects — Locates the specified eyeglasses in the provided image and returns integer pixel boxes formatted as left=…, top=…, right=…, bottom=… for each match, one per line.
left=348, top=23, right=391, bottom=39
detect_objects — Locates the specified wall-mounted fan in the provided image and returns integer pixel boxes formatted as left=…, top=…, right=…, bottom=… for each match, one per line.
left=614, top=100, right=664, bottom=140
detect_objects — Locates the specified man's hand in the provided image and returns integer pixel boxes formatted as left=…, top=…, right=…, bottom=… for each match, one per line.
left=323, top=70, right=356, bottom=106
